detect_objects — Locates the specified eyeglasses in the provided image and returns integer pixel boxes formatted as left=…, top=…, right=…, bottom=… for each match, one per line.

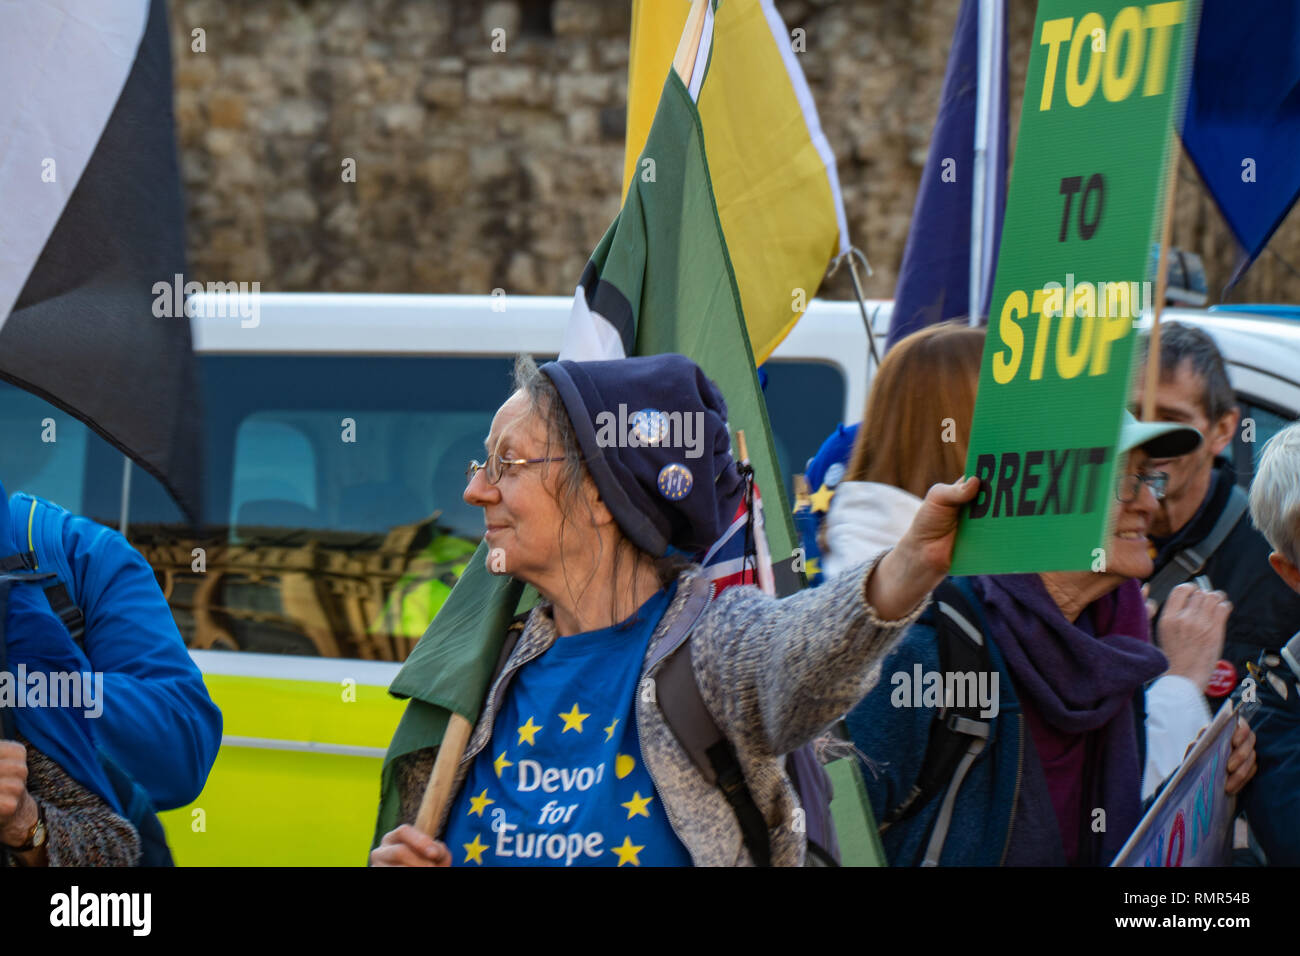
left=466, top=454, right=569, bottom=485
left=1115, top=471, right=1169, bottom=503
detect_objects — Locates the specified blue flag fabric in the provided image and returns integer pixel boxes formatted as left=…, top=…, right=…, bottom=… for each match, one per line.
left=1181, top=0, right=1300, bottom=285
left=887, top=0, right=1008, bottom=350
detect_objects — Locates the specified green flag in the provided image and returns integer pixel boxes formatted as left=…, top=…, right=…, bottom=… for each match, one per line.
left=566, top=69, right=798, bottom=560
left=372, top=6, right=799, bottom=849
left=372, top=546, right=535, bottom=845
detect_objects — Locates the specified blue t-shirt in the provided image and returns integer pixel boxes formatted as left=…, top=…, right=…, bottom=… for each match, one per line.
left=443, top=585, right=692, bottom=867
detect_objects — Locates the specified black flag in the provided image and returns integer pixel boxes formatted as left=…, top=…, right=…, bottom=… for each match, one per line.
left=0, top=0, right=200, bottom=523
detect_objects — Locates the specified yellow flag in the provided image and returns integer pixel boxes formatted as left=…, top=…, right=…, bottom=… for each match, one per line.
left=622, top=0, right=848, bottom=364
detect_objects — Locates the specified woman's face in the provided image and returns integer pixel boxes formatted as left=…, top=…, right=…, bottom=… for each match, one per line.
left=1104, top=449, right=1160, bottom=580
left=463, top=390, right=580, bottom=588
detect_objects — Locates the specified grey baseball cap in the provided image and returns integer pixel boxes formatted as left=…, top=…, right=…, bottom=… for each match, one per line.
left=1119, top=409, right=1203, bottom=458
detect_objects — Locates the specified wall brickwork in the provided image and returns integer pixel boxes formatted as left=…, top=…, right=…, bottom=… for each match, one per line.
left=168, top=0, right=1300, bottom=307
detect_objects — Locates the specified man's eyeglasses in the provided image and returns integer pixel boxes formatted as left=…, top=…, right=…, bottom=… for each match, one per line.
left=466, top=455, right=568, bottom=485
left=1115, top=470, right=1169, bottom=503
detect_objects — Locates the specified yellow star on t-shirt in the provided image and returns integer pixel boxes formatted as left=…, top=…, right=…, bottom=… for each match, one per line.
left=621, top=791, right=653, bottom=819
left=493, top=750, right=513, bottom=778
left=604, top=718, right=619, bottom=741
left=463, top=833, right=488, bottom=865
left=467, top=788, right=494, bottom=817
left=559, top=703, right=590, bottom=733
left=809, top=483, right=835, bottom=513
left=518, top=716, right=542, bottom=746
left=612, top=835, right=644, bottom=867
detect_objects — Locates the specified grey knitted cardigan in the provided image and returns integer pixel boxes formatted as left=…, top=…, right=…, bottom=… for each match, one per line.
left=393, top=555, right=927, bottom=866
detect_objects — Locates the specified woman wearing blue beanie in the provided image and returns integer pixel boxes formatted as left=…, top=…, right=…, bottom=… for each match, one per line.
left=372, top=354, right=977, bottom=867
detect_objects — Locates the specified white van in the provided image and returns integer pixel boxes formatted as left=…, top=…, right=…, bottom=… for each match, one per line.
left=1, top=294, right=1294, bottom=864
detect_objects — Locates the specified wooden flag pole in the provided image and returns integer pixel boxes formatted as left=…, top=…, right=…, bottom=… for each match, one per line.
left=414, top=712, right=473, bottom=836
left=1141, top=141, right=1182, bottom=422
left=672, top=0, right=709, bottom=86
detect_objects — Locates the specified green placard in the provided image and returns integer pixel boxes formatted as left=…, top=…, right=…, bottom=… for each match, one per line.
left=951, top=0, right=1201, bottom=575
left=825, top=757, right=888, bottom=866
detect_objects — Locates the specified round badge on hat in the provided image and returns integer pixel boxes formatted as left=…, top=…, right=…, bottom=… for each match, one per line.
left=824, top=462, right=845, bottom=489
left=631, top=408, right=668, bottom=446
left=657, top=463, right=693, bottom=500
left=1206, top=659, right=1238, bottom=698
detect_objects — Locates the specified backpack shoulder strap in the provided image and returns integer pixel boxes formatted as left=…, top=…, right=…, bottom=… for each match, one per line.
left=659, top=641, right=773, bottom=867
left=880, top=578, right=993, bottom=866
left=487, top=612, right=530, bottom=689
left=654, top=577, right=774, bottom=866
left=1147, top=485, right=1249, bottom=605
left=42, top=582, right=86, bottom=651
left=0, top=553, right=33, bottom=572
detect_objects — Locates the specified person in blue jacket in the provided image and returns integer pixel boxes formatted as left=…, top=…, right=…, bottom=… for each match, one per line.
left=847, top=415, right=1259, bottom=865
left=1, top=479, right=221, bottom=812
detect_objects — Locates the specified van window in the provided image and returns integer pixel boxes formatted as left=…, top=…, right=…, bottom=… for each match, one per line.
left=0, top=381, right=93, bottom=513
left=229, top=418, right=318, bottom=533
left=1233, top=397, right=1298, bottom=486
left=762, top=360, right=848, bottom=499
left=125, top=355, right=520, bottom=660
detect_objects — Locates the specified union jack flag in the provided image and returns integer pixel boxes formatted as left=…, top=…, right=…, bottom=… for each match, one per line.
left=700, top=476, right=775, bottom=597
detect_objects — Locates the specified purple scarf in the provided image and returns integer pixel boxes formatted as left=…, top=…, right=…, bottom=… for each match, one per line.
left=972, top=574, right=1168, bottom=864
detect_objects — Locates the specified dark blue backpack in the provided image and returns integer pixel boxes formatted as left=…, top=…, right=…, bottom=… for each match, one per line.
left=652, top=580, right=841, bottom=866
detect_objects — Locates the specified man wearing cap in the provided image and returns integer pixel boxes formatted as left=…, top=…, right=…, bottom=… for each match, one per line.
left=844, top=411, right=1256, bottom=865
left=1242, top=421, right=1300, bottom=864
left=1141, top=323, right=1300, bottom=711
left=372, top=353, right=979, bottom=867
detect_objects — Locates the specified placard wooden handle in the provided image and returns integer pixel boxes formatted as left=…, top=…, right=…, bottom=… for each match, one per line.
left=414, top=712, right=473, bottom=837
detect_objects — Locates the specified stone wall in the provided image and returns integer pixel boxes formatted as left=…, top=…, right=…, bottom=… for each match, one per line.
left=168, top=0, right=1300, bottom=307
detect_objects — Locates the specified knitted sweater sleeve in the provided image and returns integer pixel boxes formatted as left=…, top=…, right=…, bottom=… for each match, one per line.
left=690, top=554, right=931, bottom=757
left=6, top=739, right=141, bottom=867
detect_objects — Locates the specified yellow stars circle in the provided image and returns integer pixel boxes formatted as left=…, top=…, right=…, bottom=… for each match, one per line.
left=604, top=718, right=619, bottom=742
left=612, top=836, right=644, bottom=867
left=517, top=715, right=542, bottom=747
left=493, top=750, right=513, bottom=778
left=809, top=483, right=835, bottom=513
left=559, top=702, right=590, bottom=734
left=462, top=833, right=488, bottom=865
left=467, top=788, right=494, bottom=817
left=621, top=791, right=653, bottom=819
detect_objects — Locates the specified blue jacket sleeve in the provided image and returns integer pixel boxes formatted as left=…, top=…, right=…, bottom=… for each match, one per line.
left=27, top=496, right=222, bottom=810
